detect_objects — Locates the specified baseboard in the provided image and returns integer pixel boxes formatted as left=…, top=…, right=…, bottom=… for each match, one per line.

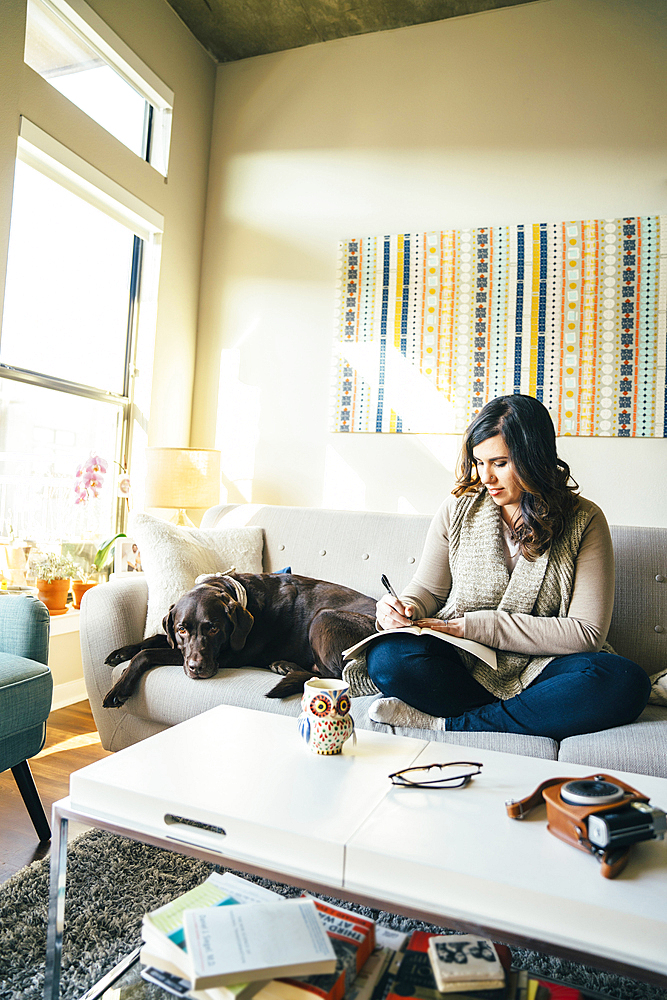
left=51, top=678, right=89, bottom=711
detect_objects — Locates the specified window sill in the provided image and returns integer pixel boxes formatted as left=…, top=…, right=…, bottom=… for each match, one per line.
left=49, top=607, right=81, bottom=636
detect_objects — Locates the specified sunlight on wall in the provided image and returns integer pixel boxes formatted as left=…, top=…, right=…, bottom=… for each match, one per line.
left=322, top=445, right=366, bottom=510
left=335, top=341, right=456, bottom=434
left=216, top=349, right=261, bottom=502
left=417, top=434, right=462, bottom=475
left=397, top=496, right=420, bottom=514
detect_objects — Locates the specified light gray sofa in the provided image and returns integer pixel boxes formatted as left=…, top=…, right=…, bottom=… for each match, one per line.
left=80, top=504, right=667, bottom=777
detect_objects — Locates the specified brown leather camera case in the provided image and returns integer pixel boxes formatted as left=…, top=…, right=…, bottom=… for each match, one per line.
left=506, top=773, right=650, bottom=878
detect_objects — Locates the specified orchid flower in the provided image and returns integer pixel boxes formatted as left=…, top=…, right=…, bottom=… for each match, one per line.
left=74, top=453, right=130, bottom=505
left=73, top=453, right=108, bottom=504
left=90, top=455, right=108, bottom=474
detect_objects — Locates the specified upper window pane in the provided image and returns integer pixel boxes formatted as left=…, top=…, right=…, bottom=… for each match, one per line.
left=1, top=160, right=135, bottom=395
left=25, top=0, right=149, bottom=159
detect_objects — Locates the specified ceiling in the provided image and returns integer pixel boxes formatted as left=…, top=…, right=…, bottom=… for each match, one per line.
left=162, top=0, right=538, bottom=63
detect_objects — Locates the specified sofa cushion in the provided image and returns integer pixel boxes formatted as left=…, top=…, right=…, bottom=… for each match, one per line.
left=114, top=663, right=304, bottom=726
left=607, top=525, right=667, bottom=678
left=0, top=725, right=48, bottom=772
left=200, top=503, right=432, bottom=600
left=557, top=705, right=667, bottom=778
left=0, top=654, right=52, bottom=740
left=130, top=513, right=264, bottom=636
left=0, top=652, right=52, bottom=770
left=353, top=697, right=558, bottom=758
left=112, top=662, right=558, bottom=759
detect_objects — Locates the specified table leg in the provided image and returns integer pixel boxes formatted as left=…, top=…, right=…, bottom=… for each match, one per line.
left=44, top=809, right=69, bottom=1000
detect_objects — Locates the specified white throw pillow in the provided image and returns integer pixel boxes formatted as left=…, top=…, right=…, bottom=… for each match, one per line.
left=649, top=668, right=667, bottom=706
left=130, top=512, right=264, bottom=637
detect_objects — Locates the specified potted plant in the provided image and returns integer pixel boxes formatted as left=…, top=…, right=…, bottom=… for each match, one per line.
left=71, top=533, right=126, bottom=608
left=71, top=569, right=97, bottom=610
left=29, top=552, right=79, bottom=615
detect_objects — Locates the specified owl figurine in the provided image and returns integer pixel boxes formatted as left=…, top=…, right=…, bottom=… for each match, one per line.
left=298, top=680, right=355, bottom=755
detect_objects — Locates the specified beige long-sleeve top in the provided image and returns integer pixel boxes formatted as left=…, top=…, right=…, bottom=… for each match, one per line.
left=401, top=495, right=615, bottom=657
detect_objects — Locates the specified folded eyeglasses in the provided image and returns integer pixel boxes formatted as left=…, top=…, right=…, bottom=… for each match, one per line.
left=388, top=761, right=483, bottom=789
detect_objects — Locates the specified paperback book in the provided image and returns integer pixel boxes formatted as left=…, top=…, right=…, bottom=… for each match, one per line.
left=140, top=872, right=285, bottom=997
left=255, top=896, right=376, bottom=1000
left=178, top=898, right=336, bottom=991
left=371, top=932, right=511, bottom=1000
left=427, top=935, right=506, bottom=993
left=345, top=928, right=408, bottom=1000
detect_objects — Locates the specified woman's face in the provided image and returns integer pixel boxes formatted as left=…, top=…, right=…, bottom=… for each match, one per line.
left=471, top=434, right=522, bottom=513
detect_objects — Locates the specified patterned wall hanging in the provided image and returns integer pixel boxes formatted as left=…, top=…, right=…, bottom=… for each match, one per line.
left=331, top=217, right=666, bottom=436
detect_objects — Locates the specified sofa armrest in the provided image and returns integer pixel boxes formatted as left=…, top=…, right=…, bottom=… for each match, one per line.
left=80, top=575, right=149, bottom=749
left=0, top=595, right=50, bottom=665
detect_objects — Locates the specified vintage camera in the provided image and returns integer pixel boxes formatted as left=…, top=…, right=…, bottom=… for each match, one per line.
left=506, top=773, right=666, bottom=878
left=564, top=778, right=666, bottom=850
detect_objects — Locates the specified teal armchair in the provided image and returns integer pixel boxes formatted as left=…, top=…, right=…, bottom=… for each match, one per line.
left=0, top=595, right=52, bottom=842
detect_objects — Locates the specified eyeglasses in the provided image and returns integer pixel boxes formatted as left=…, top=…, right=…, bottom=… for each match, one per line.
left=388, top=761, right=483, bottom=788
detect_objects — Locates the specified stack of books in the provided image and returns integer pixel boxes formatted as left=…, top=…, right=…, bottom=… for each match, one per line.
left=139, top=876, right=582, bottom=1000
left=139, top=873, right=379, bottom=1000
left=365, top=931, right=582, bottom=1000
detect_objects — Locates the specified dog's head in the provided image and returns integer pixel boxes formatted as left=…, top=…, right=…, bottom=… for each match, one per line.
left=163, top=582, right=254, bottom=679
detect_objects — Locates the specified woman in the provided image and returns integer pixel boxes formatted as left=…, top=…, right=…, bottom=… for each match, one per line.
left=368, top=394, right=650, bottom=741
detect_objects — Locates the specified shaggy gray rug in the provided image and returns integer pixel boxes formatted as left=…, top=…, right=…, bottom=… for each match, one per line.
left=0, top=829, right=664, bottom=1000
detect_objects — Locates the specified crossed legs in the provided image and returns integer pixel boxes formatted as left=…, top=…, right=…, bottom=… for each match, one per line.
left=366, top=633, right=651, bottom=741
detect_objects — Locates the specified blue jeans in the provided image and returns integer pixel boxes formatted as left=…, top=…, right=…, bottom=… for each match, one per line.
left=365, top=633, right=651, bottom=742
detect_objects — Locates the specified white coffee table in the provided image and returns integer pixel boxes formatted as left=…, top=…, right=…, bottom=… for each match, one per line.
left=44, top=705, right=667, bottom=999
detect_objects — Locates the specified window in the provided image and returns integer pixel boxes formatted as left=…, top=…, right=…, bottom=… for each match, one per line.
left=2, top=160, right=137, bottom=393
left=24, top=0, right=173, bottom=175
left=0, top=121, right=163, bottom=554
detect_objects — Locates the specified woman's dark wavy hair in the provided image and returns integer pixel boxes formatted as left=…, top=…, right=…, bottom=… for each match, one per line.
left=453, top=394, right=579, bottom=560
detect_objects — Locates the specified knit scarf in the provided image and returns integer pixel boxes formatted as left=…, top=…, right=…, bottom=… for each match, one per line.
left=342, top=491, right=602, bottom=701
left=447, top=489, right=591, bottom=698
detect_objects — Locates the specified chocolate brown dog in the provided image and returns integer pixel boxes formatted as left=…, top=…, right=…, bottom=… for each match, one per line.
left=102, top=572, right=376, bottom=707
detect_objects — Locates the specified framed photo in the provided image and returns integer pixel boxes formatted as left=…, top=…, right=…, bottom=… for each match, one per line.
left=115, top=538, right=143, bottom=574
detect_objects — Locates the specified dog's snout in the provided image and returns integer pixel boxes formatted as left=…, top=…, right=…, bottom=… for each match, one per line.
left=184, top=647, right=217, bottom=679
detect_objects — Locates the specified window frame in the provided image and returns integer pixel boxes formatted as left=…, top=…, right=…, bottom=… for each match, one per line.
left=0, top=118, right=164, bottom=536
left=25, top=0, right=174, bottom=175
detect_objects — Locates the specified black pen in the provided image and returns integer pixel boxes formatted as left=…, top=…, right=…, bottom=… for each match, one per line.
left=381, top=574, right=400, bottom=601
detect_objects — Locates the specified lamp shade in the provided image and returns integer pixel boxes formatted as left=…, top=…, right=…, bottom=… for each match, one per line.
left=144, top=448, right=221, bottom=510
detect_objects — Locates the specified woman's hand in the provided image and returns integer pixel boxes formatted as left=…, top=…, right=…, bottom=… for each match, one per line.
left=414, top=617, right=465, bottom=638
left=376, top=594, right=416, bottom=630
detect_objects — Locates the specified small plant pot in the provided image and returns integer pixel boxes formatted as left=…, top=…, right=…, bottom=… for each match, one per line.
left=36, top=578, right=71, bottom=615
left=71, top=580, right=97, bottom=609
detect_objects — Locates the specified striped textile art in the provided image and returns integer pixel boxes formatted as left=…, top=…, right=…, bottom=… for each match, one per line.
left=331, top=217, right=667, bottom=436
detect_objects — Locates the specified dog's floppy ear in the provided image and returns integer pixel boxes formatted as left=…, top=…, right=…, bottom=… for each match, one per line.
left=163, top=606, right=177, bottom=648
left=229, top=603, right=254, bottom=651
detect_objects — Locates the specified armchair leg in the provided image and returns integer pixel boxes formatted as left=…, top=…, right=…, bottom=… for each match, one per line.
left=11, top=760, right=51, bottom=842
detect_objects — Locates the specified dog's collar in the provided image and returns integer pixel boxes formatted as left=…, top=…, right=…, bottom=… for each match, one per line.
left=210, top=570, right=248, bottom=609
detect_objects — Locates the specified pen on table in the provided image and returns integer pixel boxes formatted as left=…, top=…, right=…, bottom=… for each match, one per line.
left=381, top=574, right=400, bottom=601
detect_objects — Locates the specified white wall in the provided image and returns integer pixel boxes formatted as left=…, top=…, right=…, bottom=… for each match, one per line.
left=194, top=0, right=667, bottom=526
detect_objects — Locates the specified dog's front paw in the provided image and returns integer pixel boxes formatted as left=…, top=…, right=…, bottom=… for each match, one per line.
left=102, top=685, right=129, bottom=708
left=266, top=668, right=317, bottom=698
left=268, top=660, right=297, bottom=676
left=102, top=664, right=139, bottom=707
left=105, top=644, right=139, bottom=668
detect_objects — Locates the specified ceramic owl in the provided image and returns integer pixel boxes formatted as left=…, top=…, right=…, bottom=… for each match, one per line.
left=298, top=678, right=354, bottom=755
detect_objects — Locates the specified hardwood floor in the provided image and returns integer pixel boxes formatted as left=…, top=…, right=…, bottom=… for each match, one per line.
left=0, top=700, right=111, bottom=884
